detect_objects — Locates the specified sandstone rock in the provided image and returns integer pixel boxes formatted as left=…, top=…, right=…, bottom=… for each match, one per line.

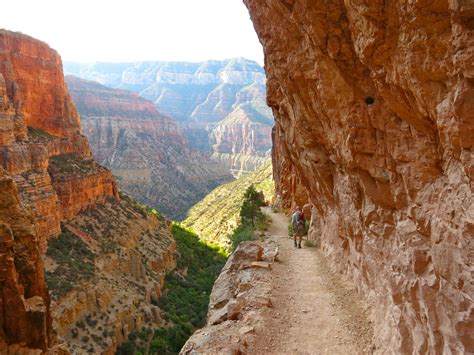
left=0, top=30, right=178, bottom=354
left=0, top=168, right=51, bottom=351
left=239, top=326, right=254, bottom=335
left=250, top=261, right=272, bottom=270
left=0, top=30, right=117, bottom=250
left=244, top=1, right=473, bottom=353
left=66, top=76, right=232, bottom=219
left=209, top=306, right=229, bottom=326
left=250, top=297, right=273, bottom=309
left=263, top=246, right=279, bottom=262
left=64, top=58, right=274, bottom=177
left=226, top=298, right=244, bottom=321
left=184, top=240, right=274, bottom=353
left=230, top=241, right=264, bottom=264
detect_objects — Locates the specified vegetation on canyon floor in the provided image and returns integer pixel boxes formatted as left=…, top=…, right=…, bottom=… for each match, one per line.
left=116, top=181, right=270, bottom=354
left=116, top=224, right=226, bottom=354
left=183, top=161, right=274, bottom=252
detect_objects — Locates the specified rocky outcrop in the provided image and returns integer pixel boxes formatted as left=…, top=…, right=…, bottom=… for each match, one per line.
left=45, top=194, right=177, bottom=354
left=181, top=241, right=277, bottom=354
left=0, top=30, right=117, bottom=251
left=244, top=1, right=473, bottom=353
left=66, top=76, right=232, bottom=219
left=0, top=168, right=51, bottom=353
left=64, top=58, right=274, bottom=176
left=211, top=104, right=272, bottom=176
left=0, top=30, right=178, bottom=353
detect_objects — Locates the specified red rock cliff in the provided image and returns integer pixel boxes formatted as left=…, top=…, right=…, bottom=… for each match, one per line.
left=0, top=168, right=51, bottom=352
left=244, top=1, right=473, bottom=353
left=66, top=75, right=232, bottom=220
left=0, top=30, right=118, bottom=251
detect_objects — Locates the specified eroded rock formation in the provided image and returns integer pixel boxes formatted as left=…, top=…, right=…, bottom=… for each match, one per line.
left=66, top=76, right=232, bottom=219
left=181, top=241, right=277, bottom=354
left=0, top=168, right=51, bottom=353
left=0, top=30, right=117, bottom=252
left=244, top=1, right=473, bottom=353
left=64, top=59, right=274, bottom=176
left=0, top=30, right=178, bottom=353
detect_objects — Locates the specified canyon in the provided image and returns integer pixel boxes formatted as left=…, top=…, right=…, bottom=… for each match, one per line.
left=66, top=76, right=232, bottom=220
left=0, top=30, right=177, bottom=354
left=64, top=59, right=273, bottom=176
left=244, top=0, right=473, bottom=353
left=1, top=0, right=472, bottom=352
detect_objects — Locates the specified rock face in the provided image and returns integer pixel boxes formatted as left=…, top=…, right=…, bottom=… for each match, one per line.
left=64, top=58, right=274, bottom=176
left=211, top=104, right=273, bottom=176
left=66, top=76, right=232, bottom=219
left=181, top=241, right=276, bottom=354
left=45, top=194, right=177, bottom=354
left=244, top=1, right=473, bottom=353
left=0, top=30, right=178, bottom=353
left=0, top=168, right=51, bottom=352
left=0, top=30, right=117, bottom=252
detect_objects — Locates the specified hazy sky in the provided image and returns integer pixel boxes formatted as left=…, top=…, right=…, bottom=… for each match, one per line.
left=1, top=0, right=264, bottom=64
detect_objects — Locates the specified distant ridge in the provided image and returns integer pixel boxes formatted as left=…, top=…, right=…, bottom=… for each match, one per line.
left=65, top=58, right=273, bottom=176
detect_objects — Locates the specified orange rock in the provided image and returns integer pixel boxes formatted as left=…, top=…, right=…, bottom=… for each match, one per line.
left=0, top=30, right=119, bottom=251
left=0, top=168, right=51, bottom=351
left=244, top=0, right=473, bottom=353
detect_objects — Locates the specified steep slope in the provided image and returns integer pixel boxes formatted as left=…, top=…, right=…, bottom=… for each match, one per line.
left=64, top=59, right=273, bottom=175
left=66, top=76, right=232, bottom=219
left=0, top=30, right=177, bottom=354
left=244, top=1, right=473, bottom=353
left=0, top=168, right=51, bottom=352
left=211, top=103, right=272, bottom=176
left=183, top=161, right=274, bottom=251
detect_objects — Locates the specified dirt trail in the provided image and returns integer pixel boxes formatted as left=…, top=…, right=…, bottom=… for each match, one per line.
left=252, top=208, right=374, bottom=354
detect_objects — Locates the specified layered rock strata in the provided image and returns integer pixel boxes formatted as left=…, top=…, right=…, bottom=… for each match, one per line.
left=0, top=30, right=117, bottom=252
left=0, top=30, right=178, bottom=354
left=45, top=194, right=177, bottom=354
left=211, top=104, right=272, bottom=176
left=0, top=168, right=51, bottom=353
left=64, top=59, right=274, bottom=176
left=244, top=1, right=473, bottom=353
left=66, top=76, right=232, bottom=219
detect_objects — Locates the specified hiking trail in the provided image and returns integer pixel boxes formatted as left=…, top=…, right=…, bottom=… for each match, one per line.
left=252, top=207, right=375, bottom=354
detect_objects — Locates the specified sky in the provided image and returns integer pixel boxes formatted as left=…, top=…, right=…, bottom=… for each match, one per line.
left=1, top=0, right=264, bottom=64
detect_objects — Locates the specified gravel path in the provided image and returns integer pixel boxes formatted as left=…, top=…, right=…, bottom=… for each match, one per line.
left=251, top=208, right=374, bottom=354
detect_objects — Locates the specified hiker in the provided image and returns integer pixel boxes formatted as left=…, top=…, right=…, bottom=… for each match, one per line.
left=292, top=206, right=305, bottom=248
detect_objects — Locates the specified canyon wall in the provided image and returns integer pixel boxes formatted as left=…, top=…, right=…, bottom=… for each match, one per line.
left=66, top=76, right=232, bottom=219
left=0, top=30, right=178, bottom=353
left=0, top=30, right=116, bottom=252
left=244, top=1, right=473, bottom=353
left=64, top=59, right=273, bottom=176
left=0, top=168, right=51, bottom=352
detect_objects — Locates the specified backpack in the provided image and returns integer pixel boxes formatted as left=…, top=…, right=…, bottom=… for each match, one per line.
left=298, top=211, right=305, bottom=226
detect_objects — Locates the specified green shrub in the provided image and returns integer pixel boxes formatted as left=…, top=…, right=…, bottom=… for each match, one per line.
left=240, top=185, right=264, bottom=227
left=45, top=225, right=95, bottom=299
left=146, top=225, right=226, bottom=354
left=229, top=185, right=269, bottom=251
left=230, top=226, right=255, bottom=250
left=288, top=222, right=294, bottom=237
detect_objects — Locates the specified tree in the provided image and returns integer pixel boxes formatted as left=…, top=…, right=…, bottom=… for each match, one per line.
left=240, top=185, right=264, bottom=226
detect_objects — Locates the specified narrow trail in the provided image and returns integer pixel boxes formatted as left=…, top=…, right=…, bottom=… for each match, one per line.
left=252, top=208, right=374, bottom=354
